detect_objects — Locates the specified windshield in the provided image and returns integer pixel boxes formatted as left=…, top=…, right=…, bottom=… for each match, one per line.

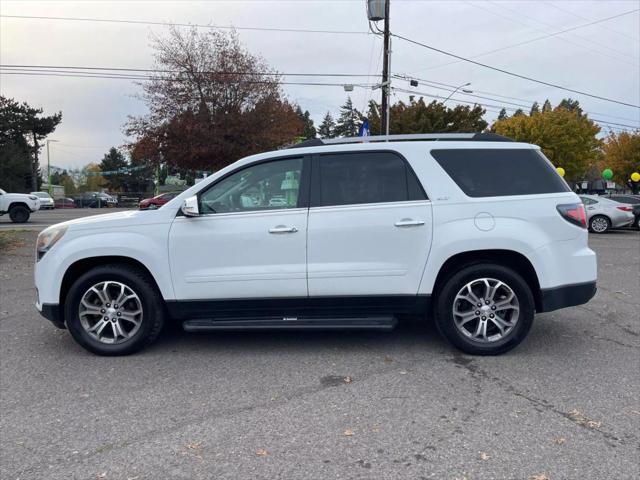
left=33, top=192, right=51, bottom=198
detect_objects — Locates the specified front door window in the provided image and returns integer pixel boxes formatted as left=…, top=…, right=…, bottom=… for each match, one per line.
left=200, top=158, right=303, bottom=214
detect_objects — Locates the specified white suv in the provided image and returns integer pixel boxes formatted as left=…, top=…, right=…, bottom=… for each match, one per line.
left=34, top=133, right=597, bottom=356
left=0, top=188, right=41, bottom=222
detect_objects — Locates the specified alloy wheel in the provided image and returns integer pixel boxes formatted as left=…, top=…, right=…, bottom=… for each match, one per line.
left=452, top=278, right=520, bottom=343
left=590, top=217, right=608, bottom=233
left=78, top=281, right=143, bottom=344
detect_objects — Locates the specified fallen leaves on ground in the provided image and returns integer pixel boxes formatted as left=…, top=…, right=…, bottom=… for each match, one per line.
left=343, top=376, right=352, bottom=383
left=529, top=475, right=549, bottom=480
left=180, top=441, right=204, bottom=461
left=256, top=449, right=268, bottom=457
left=384, top=355, right=393, bottom=363
left=343, top=429, right=354, bottom=436
left=478, top=451, right=489, bottom=460
left=567, top=409, right=601, bottom=429
left=553, top=437, right=567, bottom=445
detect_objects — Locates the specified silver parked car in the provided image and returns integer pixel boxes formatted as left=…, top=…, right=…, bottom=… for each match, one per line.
left=31, top=191, right=55, bottom=209
left=579, top=195, right=635, bottom=233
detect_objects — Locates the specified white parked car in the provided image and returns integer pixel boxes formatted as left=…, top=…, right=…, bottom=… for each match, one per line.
left=579, top=194, right=635, bottom=233
left=31, top=191, right=55, bottom=209
left=34, top=133, right=597, bottom=356
left=0, top=188, right=40, bottom=223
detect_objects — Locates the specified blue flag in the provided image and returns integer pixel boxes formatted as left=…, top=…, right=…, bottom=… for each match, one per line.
left=358, top=118, right=370, bottom=137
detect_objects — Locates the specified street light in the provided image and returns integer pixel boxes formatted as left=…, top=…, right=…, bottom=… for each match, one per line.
left=46, top=139, right=59, bottom=195
left=442, top=82, right=472, bottom=105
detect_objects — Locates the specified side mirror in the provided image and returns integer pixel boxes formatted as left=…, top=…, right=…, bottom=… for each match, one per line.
left=181, top=195, right=200, bottom=217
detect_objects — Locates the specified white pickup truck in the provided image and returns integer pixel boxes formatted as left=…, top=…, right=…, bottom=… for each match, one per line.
left=0, top=188, right=41, bottom=223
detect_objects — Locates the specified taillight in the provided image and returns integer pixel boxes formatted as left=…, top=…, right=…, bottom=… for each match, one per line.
left=557, top=203, right=587, bottom=228
left=616, top=206, right=633, bottom=212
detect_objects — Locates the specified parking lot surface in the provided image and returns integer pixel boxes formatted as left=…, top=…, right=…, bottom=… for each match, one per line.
left=0, top=208, right=133, bottom=231
left=1, top=228, right=638, bottom=480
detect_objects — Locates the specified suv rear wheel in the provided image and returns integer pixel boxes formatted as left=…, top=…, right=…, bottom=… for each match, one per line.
left=64, top=264, right=165, bottom=355
left=435, top=264, right=534, bottom=355
left=9, top=205, right=30, bottom=223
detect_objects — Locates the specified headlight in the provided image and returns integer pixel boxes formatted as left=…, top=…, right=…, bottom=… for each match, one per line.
left=36, top=225, right=67, bottom=261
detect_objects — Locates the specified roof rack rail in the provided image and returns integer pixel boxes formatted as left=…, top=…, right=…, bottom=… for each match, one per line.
left=290, top=132, right=513, bottom=148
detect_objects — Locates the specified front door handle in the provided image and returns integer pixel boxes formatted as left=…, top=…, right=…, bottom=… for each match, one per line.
left=395, top=219, right=425, bottom=227
left=269, top=225, right=298, bottom=234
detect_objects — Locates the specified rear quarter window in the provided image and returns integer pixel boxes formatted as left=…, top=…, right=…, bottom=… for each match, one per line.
left=431, top=148, right=570, bottom=197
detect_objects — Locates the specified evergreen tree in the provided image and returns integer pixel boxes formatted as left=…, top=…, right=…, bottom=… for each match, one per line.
left=99, top=147, right=128, bottom=192
left=497, top=108, right=509, bottom=121
left=295, top=106, right=317, bottom=139
left=542, top=99, right=552, bottom=112
left=557, top=98, right=583, bottom=115
left=60, top=170, right=76, bottom=195
left=0, top=95, right=62, bottom=192
left=50, top=171, right=62, bottom=186
left=513, top=109, right=526, bottom=117
left=530, top=102, right=540, bottom=115
left=318, top=111, right=336, bottom=138
left=334, top=97, right=361, bottom=137
left=366, top=98, right=487, bottom=135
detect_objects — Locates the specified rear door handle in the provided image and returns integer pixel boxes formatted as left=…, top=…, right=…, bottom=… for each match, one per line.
left=394, top=219, right=425, bottom=227
left=269, top=225, right=298, bottom=234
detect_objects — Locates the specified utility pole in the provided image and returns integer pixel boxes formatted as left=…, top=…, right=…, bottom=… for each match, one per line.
left=381, top=0, right=391, bottom=136
left=46, top=139, right=58, bottom=195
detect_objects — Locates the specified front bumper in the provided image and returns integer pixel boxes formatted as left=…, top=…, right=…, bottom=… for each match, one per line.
left=38, top=302, right=66, bottom=329
left=539, top=281, right=596, bottom=313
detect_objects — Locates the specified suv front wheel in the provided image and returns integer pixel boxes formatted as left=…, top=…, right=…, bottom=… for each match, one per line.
left=435, top=264, right=534, bottom=355
left=64, top=264, right=165, bottom=355
left=9, top=205, right=30, bottom=223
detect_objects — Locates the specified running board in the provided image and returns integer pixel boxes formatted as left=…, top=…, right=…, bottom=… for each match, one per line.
left=182, top=316, right=398, bottom=332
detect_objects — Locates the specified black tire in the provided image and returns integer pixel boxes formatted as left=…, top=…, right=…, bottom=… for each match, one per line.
left=64, top=264, right=165, bottom=356
left=634, top=216, right=640, bottom=230
left=434, top=264, right=535, bottom=355
left=589, top=215, right=610, bottom=233
left=9, top=205, right=30, bottom=223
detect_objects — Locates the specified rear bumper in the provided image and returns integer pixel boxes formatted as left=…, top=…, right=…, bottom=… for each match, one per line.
left=539, top=281, right=596, bottom=313
left=38, top=303, right=66, bottom=329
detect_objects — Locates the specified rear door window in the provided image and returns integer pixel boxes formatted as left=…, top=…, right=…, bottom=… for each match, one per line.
left=314, top=151, right=426, bottom=207
left=431, top=148, right=570, bottom=197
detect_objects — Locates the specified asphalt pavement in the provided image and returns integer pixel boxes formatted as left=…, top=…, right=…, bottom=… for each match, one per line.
left=0, top=228, right=638, bottom=480
left=0, top=208, right=133, bottom=231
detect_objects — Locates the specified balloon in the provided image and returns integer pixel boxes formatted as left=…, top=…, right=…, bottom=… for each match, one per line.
left=631, top=172, right=640, bottom=183
left=602, top=168, right=613, bottom=180
left=556, top=167, right=565, bottom=177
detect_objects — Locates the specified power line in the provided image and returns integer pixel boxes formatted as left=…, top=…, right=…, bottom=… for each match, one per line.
left=479, top=2, right=639, bottom=63
left=541, top=1, right=640, bottom=43
left=414, top=2, right=638, bottom=72
left=392, top=33, right=639, bottom=109
left=392, top=86, right=638, bottom=131
left=394, top=73, right=640, bottom=124
left=0, top=70, right=376, bottom=88
left=0, top=14, right=369, bottom=35
left=0, top=64, right=378, bottom=78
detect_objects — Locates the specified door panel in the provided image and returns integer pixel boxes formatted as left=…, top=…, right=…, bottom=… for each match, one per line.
left=169, top=209, right=308, bottom=300
left=307, top=201, right=433, bottom=296
left=307, top=150, right=433, bottom=297
left=169, top=155, right=310, bottom=301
